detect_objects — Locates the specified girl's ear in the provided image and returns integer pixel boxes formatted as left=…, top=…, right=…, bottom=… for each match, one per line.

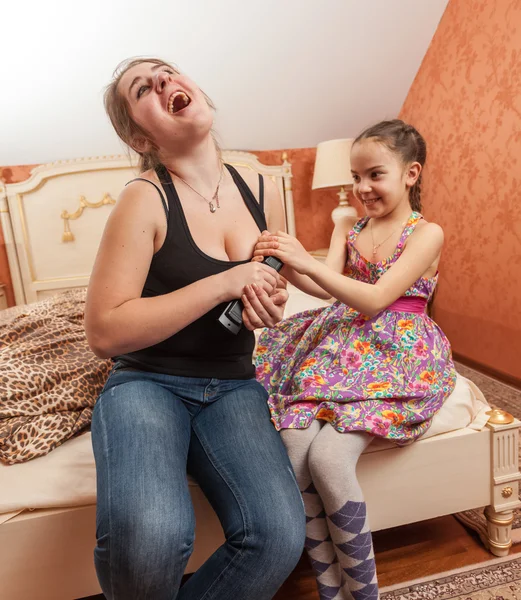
left=405, top=162, right=422, bottom=188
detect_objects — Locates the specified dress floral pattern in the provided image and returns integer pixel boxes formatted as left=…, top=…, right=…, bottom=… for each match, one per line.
left=255, top=212, right=457, bottom=445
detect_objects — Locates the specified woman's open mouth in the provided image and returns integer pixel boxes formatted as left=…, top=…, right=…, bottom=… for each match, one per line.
left=168, top=91, right=191, bottom=114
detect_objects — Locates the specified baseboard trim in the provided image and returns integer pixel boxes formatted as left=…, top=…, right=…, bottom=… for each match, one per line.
left=453, top=352, right=521, bottom=390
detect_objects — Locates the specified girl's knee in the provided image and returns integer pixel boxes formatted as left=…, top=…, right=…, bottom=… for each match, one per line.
left=307, top=434, right=330, bottom=474
left=308, top=435, right=357, bottom=488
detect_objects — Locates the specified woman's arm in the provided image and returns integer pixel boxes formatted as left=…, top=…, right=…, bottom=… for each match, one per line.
left=85, top=183, right=278, bottom=358
left=255, top=222, right=444, bottom=318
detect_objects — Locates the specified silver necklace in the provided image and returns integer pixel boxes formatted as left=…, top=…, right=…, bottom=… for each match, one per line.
left=167, top=165, right=224, bottom=213
left=370, top=218, right=407, bottom=256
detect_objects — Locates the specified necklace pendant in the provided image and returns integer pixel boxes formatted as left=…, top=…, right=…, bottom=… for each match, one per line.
left=209, top=202, right=216, bottom=213
left=372, top=246, right=378, bottom=256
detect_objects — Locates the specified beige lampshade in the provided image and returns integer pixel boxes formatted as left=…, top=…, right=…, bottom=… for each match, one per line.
left=312, top=138, right=354, bottom=190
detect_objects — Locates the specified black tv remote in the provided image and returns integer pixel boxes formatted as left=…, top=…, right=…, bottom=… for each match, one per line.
left=218, top=256, right=284, bottom=334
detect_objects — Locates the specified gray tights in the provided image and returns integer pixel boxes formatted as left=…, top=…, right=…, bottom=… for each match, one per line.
left=282, top=422, right=379, bottom=600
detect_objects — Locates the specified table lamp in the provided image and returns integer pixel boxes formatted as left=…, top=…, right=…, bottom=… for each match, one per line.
left=312, top=138, right=357, bottom=222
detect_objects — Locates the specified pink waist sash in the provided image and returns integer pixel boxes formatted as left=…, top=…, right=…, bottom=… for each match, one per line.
left=387, top=296, right=428, bottom=314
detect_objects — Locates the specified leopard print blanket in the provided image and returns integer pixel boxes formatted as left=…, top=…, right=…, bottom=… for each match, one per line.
left=0, top=289, right=111, bottom=464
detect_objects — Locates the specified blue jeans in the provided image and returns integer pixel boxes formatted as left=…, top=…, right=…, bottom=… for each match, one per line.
left=91, top=365, right=306, bottom=600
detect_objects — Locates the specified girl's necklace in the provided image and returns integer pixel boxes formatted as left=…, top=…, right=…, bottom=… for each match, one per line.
left=370, top=218, right=407, bottom=256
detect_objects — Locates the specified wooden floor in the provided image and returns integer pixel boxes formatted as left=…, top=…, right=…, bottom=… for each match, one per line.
left=83, top=513, right=516, bottom=599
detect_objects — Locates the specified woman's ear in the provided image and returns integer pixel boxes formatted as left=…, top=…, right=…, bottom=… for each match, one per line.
left=405, top=162, right=422, bottom=188
left=131, top=135, right=152, bottom=154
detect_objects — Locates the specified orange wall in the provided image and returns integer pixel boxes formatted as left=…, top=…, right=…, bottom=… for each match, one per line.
left=399, top=0, right=521, bottom=379
left=0, top=153, right=354, bottom=307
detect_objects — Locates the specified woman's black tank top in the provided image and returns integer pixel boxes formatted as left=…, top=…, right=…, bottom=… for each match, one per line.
left=113, top=164, right=268, bottom=379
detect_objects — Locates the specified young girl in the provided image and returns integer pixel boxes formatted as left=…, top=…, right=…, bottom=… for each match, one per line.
left=253, top=119, right=457, bottom=600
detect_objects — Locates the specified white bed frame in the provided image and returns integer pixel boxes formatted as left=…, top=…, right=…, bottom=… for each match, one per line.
left=1, top=153, right=520, bottom=600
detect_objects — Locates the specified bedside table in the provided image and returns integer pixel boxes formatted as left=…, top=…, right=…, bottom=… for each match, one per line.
left=0, top=284, right=7, bottom=311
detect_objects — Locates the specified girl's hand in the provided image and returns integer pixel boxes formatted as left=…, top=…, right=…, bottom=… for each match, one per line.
left=253, top=230, right=314, bottom=275
left=241, top=278, right=289, bottom=330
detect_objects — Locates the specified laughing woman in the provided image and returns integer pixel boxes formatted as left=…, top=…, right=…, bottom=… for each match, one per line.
left=85, top=57, right=305, bottom=600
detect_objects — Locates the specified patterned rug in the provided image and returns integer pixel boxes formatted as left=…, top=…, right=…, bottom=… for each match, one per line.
left=453, top=362, right=521, bottom=548
left=380, top=553, right=521, bottom=599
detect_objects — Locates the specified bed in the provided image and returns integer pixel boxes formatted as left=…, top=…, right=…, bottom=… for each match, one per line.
left=1, top=152, right=520, bottom=600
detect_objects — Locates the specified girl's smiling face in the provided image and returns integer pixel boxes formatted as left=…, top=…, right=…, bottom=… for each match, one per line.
left=350, top=138, right=420, bottom=217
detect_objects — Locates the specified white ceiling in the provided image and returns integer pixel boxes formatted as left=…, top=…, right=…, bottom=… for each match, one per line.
left=0, top=0, right=449, bottom=165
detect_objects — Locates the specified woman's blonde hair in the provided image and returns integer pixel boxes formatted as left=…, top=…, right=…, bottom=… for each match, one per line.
left=104, top=57, right=217, bottom=172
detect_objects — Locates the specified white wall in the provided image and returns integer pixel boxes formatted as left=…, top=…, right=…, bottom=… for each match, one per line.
left=0, top=0, right=449, bottom=165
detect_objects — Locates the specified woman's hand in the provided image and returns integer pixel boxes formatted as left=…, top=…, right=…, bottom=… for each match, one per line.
left=253, top=230, right=314, bottom=275
left=241, top=277, right=289, bottom=330
left=222, top=261, right=280, bottom=301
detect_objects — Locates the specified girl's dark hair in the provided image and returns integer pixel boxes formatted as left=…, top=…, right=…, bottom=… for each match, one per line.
left=353, top=119, right=427, bottom=212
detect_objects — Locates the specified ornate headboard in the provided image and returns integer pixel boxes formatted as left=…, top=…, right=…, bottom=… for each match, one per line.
left=0, top=152, right=294, bottom=305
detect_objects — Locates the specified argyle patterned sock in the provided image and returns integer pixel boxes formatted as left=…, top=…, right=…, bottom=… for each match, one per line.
left=327, top=499, right=378, bottom=600
left=303, top=481, right=345, bottom=600
left=308, top=427, right=379, bottom=600
left=281, top=424, right=348, bottom=600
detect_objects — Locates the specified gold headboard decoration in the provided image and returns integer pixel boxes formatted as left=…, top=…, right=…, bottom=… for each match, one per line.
left=61, top=193, right=116, bottom=242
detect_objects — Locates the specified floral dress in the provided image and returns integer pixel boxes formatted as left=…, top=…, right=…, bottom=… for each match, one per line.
left=255, top=212, right=457, bottom=445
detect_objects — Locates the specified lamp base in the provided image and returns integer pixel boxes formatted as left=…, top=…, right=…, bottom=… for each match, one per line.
left=332, top=186, right=357, bottom=223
